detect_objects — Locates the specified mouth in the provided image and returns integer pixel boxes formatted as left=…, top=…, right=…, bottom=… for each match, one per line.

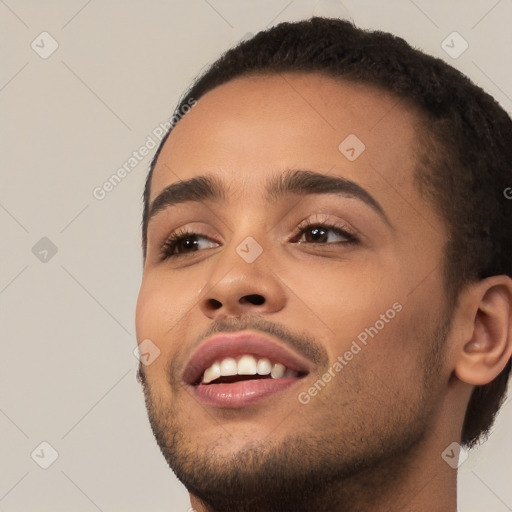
left=182, top=332, right=312, bottom=408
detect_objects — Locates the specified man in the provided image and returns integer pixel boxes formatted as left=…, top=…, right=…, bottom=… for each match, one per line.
left=135, top=17, right=512, bottom=512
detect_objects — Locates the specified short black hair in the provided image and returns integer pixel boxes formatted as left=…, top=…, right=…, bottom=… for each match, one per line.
left=141, top=17, right=512, bottom=448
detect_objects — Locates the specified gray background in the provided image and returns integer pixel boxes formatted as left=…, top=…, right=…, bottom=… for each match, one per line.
left=1, top=1, right=511, bottom=511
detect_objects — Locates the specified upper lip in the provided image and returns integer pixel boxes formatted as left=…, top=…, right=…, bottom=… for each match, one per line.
left=182, top=331, right=313, bottom=385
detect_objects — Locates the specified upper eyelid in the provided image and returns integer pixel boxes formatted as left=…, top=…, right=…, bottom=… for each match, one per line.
left=159, top=217, right=355, bottom=242
left=294, top=214, right=359, bottom=235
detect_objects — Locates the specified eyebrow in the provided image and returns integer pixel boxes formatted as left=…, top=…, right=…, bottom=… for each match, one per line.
left=147, top=169, right=391, bottom=226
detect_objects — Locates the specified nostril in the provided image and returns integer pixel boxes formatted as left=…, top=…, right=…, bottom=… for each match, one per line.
left=241, top=294, right=265, bottom=305
left=208, top=298, right=222, bottom=309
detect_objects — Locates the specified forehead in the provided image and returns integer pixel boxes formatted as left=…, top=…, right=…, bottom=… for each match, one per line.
left=150, top=73, right=425, bottom=214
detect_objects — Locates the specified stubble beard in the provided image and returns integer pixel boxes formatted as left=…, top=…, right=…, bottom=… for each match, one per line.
left=138, top=319, right=449, bottom=512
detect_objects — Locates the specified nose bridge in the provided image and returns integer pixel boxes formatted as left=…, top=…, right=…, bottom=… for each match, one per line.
left=221, top=204, right=272, bottom=266
left=222, top=203, right=277, bottom=273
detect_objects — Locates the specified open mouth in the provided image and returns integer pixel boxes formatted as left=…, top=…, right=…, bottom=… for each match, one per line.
left=191, top=358, right=308, bottom=408
left=183, top=333, right=312, bottom=408
left=197, top=355, right=308, bottom=385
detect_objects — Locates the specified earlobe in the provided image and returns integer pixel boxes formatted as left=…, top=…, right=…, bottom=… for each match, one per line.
left=454, top=276, right=512, bottom=386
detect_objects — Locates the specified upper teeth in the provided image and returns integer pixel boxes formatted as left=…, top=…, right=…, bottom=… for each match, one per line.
left=202, top=355, right=298, bottom=383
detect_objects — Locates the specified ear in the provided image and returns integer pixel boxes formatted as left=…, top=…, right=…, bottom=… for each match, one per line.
left=454, top=275, right=512, bottom=386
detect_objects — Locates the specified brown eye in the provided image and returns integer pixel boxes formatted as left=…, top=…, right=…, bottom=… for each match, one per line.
left=292, top=222, right=358, bottom=245
left=160, top=230, right=220, bottom=261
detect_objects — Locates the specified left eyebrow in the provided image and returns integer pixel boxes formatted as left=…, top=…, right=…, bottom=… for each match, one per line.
left=147, top=169, right=391, bottom=227
left=265, top=169, right=391, bottom=226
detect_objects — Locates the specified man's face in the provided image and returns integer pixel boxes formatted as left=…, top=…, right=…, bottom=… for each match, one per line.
left=136, top=74, right=453, bottom=511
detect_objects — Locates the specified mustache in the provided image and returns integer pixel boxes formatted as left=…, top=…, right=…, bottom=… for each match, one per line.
left=138, top=313, right=329, bottom=388
left=192, top=313, right=328, bottom=366
left=136, top=313, right=330, bottom=388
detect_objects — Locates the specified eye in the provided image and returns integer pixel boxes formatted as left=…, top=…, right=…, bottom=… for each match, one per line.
left=160, top=227, right=220, bottom=261
left=159, top=218, right=359, bottom=262
left=290, top=219, right=358, bottom=245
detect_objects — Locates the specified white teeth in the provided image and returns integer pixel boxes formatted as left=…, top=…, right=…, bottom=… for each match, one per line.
left=256, top=358, right=272, bottom=375
left=202, top=362, right=221, bottom=384
left=201, top=355, right=299, bottom=383
left=220, top=357, right=238, bottom=376
left=270, top=363, right=286, bottom=379
left=237, top=355, right=257, bottom=375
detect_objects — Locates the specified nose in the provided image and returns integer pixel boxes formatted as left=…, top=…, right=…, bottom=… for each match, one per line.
left=199, top=247, right=287, bottom=319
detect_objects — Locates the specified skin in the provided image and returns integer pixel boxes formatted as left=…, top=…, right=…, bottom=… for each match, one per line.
left=135, top=73, right=512, bottom=512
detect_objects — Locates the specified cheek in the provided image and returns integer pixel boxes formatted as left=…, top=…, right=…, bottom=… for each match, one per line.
left=293, top=262, right=425, bottom=375
left=319, top=313, right=429, bottom=416
left=286, top=256, right=407, bottom=338
left=135, top=279, right=167, bottom=344
left=135, top=272, right=200, bottom=362
left=353, top=300, right=438, bottom=392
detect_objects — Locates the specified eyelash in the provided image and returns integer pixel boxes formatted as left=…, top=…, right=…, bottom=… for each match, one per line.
left=159, top=220, right=359, bottom=261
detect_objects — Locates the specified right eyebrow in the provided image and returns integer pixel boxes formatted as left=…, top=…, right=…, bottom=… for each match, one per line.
left=147, top=175, right=226, bottom=224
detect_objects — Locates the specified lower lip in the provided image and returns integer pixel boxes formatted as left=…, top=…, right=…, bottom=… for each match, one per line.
left=191, top=377, right=302, bottom=408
